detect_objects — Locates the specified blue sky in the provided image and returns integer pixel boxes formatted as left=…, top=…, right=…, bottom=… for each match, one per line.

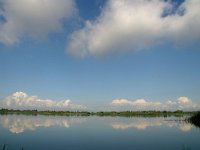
left=0, top=0, right=200, bottom=111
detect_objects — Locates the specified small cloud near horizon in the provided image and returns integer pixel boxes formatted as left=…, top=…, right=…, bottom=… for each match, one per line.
left=0, top=91, right=86, bottom=111
left=111, top=96, right=200, bottom=111
left=0, top=92, right=199, bottom=111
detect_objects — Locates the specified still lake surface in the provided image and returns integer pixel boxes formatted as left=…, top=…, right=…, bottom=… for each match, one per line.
left=0, top=115, right=199, bottom=150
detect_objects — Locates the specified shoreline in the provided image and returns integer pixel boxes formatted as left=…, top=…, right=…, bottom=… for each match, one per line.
left=0, top=108, right=197, bottom=117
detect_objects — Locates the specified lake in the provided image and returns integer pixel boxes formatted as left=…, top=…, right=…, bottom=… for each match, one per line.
left=0, top=115, right=199, bottom=150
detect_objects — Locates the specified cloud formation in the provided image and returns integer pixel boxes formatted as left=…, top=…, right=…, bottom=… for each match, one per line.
left=67, top=0, right=200, bottom=57
left=0, top=92, right=86, bottom=110
left=0, top=0, right=76, bottom=45
left=111, top=96, right=199, bottom=111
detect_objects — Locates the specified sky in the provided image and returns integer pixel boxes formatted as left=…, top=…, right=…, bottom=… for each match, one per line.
left=0, top=0, right=200, bottom=111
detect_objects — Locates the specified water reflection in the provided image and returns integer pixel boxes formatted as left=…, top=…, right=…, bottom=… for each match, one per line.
left=0, top=115, right=86, bottom=134
left=111, top=117, right=193, bottom=132
left=179, top=123, right=193, bottom=132
left=0, top=115, right=194, bottom=134
left=0, top=115, right=199, bottom=150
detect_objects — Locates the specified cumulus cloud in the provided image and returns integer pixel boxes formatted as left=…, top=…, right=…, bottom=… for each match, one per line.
left=67, top=0, right=200, bottom=57
left=111, top=98, right=162, bottom=110
left=0, top=91, right=86, bottom=110
left=0, top=0, right=76, bottom=45
left=111, top=96, right=199, bottom=111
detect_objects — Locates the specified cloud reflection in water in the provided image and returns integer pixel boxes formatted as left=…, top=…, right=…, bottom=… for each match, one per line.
left=0, top=115, right=86, bottom=134
left=0, top=115, right=194, bottom=134
left=111, top=117, right=193, bottom=132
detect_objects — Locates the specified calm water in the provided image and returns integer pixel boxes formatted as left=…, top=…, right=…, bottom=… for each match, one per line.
left=0, top=115, right=199, bottom=150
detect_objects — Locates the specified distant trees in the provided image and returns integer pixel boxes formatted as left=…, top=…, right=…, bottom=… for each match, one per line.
left=0, top=108, right=196, bottom=117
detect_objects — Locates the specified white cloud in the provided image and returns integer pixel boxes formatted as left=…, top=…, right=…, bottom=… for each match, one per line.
left=178, top=96, right=192, bottom=105
left=111, top=98, right=162, bottom=110
left=67, top=0, right=200, bottom=57
left=0, top=0, right=76, bottom=45
left=0, top=91, right=86, bottom=110
left=177, top=96, right=197, bottom=109
left=111, top=99, right=132, bottom=105
left=111, top=96, right=200, bottom=111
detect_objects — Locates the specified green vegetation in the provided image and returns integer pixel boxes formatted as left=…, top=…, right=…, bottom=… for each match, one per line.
left=188, top=112, right=200, bottom=128
left=0, top=108, right=91, bottom=116
left=0, top=108, right=196, bottom=117
left=94, top=110, right=194, bottom=117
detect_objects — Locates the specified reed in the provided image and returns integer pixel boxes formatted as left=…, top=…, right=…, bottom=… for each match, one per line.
left=188, top=112, right=200, bottom=127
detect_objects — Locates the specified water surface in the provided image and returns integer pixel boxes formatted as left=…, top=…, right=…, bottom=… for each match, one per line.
left=0, top=115, right=199, bottom=150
